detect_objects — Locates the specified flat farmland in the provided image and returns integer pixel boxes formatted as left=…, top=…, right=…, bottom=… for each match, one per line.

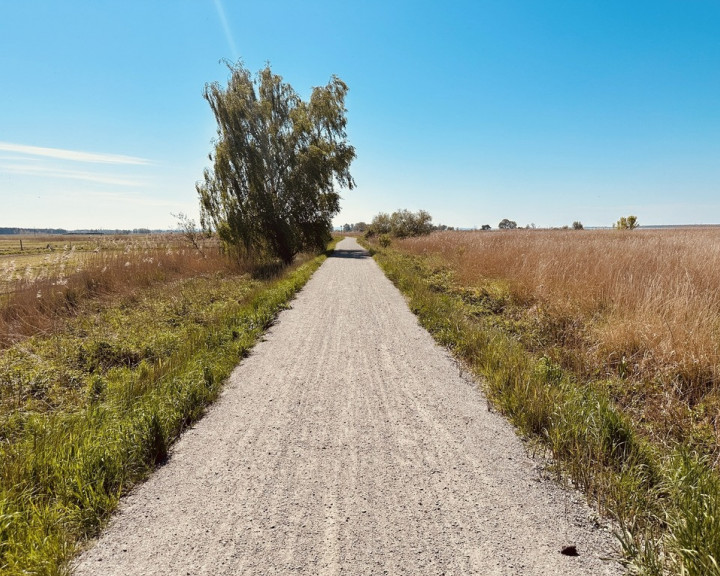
left=0, top=234, right=207, bottom=294
left=0, top=235, right=98, bottom=293
left=0, top=234, right=230, bottom=347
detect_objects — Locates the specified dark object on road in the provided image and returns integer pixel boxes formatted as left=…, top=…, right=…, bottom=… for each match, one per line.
left=561, top=545, right=579, bottom=556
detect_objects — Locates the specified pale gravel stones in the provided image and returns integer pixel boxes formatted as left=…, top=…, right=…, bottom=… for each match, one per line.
left=73, top=237, right=622, bottom=575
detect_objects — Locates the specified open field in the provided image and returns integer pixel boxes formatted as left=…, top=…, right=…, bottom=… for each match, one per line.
left=0, top=234, right=233, bottom=348
left=1, top=235, right=107, bottom=293
left=0, top=235, right=97, bottom=257
left=0, top=236, right=336, bottom=574
left=0, top=234, right=219, bottom=292
left=364, top=228, right=720, bottom=575
left=397, top=228, right=720, bottom=452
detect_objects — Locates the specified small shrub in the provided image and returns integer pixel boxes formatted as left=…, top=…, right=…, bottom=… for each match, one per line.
left=498, top=218, right=517, bottom=229
left=366, top=209, right=433, bottom=238
left=615, top=215, right=639, bottom=230
left=143, top=412, right=168, bottom=465
left=86, top=375, right=106, bottom=403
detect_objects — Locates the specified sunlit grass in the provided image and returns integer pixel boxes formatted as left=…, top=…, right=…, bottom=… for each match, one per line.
left=365, top=232, right=720, bottom=576
left=0, top=234, right=232, bottom=348
left=0, top=238, right=336, bottom=575
left=397, top=228, right=720, bottom=453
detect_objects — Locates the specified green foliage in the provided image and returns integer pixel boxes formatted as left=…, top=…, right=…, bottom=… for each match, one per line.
left=572, top=221, right=584, bottom=230
left=664, top=451, right=720, bottom=575
left=367, top=212, right=391, bottom=236
left=366, top=209, right=433, bottom=238
left=615, top=215, right=639, bottom=230
left=0, top=242, right=336, bottom=574
left=198, top=61, right=355, bottom=264
left=390, top=209, right=433, bottom=238
left=498, top=218, right=517, bottom=229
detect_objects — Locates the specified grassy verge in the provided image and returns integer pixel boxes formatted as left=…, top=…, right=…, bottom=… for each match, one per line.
left=365, top=241, right=720, bottom=576
left=0, top=240, right=336, bottom=575
left=1, top=234, right=230, bottom=347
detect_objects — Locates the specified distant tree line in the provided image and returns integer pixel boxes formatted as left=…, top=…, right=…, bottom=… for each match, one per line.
left=341, top=222, right=369, bottom=233
left=338, top=213, right=640, bottom=236
left=0, top=228, right=158, bottom=235
left=361, top=209, right=455, bottom=239
left=0, top=228, right=69, bottom=235
left=339, top=211, right=459, bottom=239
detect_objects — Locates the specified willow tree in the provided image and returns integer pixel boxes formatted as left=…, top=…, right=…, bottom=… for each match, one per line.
left=197, top=62, right=355, bottom=264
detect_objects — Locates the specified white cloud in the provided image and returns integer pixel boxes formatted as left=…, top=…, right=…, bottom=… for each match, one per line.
left=213, top=0, right=238, bottom=61
left=0, top=141, right=151, bottom=165
left=1, top=163, right=145, bottom=187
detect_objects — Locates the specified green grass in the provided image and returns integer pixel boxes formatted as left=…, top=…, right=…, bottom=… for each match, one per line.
left=0, top=241, right=336, bottom=575
left=365, top=241, right=720, bottom=576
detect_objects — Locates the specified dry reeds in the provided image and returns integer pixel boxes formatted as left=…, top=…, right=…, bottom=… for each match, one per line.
left=371, top=230, right=720, bottom=573
left=398, top=228, right=720, bottom=438
left=0, top=235, right=235, bottom=349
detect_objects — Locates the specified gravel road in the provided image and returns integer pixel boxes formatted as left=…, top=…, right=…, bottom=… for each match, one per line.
left=73, top=237, right=622, bottom=575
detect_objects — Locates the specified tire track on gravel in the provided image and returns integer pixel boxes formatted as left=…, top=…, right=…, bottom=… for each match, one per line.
left=73, top=237, right=621, bottom=575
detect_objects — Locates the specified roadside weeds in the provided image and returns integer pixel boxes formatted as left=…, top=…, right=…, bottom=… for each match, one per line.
left=364, top=242, right=720, bottom=576
left=0, top=241, right=337, bottom=575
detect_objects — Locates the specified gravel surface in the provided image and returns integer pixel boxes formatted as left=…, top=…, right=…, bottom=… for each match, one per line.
left=73, top=237, right=622, bottom=575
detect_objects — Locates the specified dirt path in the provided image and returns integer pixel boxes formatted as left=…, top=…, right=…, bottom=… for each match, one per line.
left=73, top=237, right=621, bottom=575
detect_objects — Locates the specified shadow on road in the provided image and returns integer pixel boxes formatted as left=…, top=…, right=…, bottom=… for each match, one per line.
left=330, top=248, right=369, bottom=260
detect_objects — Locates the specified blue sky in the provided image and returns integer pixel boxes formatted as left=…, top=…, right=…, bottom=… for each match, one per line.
left=1, top=1, right=719, bottom=230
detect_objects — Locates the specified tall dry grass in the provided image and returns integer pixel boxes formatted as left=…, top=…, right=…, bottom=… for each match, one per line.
left=398, top=228, right=720, bottom=447
left=370, top=232, right=720, bottom=576
left=0, top=235, right=235, bottom=349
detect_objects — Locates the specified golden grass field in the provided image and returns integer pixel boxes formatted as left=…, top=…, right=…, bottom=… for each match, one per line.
left=366, top=228, right=720, bottom=574
left=0, top=233, right=230, bottom=348
left=396, top=228, right=720, bottom=452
